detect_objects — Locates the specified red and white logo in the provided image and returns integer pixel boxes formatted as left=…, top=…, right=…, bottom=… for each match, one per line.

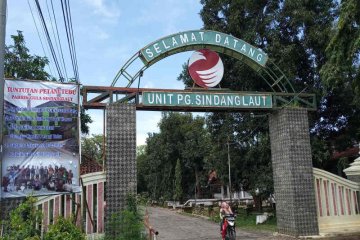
left=188, top=49, right=224, bottom=88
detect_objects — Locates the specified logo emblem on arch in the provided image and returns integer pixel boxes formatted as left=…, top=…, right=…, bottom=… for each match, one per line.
left=188, top=49, right=224, bottom=88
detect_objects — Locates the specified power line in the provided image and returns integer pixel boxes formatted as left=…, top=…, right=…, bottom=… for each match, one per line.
left=34, top=0, right=64, bottom=81
left=60, top=0, right=79, bottom=83
left=27, top=0, right=55, bottom=78
left=28, top=0, right=80, bottom=83
left=46, top=0, right=68, bottom=80
left=66, top=0, right=80, bottom=82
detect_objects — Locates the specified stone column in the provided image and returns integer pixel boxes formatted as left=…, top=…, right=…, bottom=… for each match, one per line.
left=343, top=154, right=360, bottom=183
left=269, top=108, right=319, bottom=236
left=105, top=103, right=136, bottom=236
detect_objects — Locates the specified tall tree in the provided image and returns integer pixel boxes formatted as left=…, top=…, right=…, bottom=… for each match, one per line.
left=320, top=0, right=360, bottom=99
left=5, top=31, right=92, bottom=134
left=137, top=145, right=149, bottom=194
left=318, top=0, right=360, bottom=145
left=137, top=113, right=210, bottom=200
left=174, top=159, right=183, bottom=202
left=81, top=134, right=104, bottom=163
left=5, top=31, right=50, bottom=80
left=178, top=0, right=354, bottom=192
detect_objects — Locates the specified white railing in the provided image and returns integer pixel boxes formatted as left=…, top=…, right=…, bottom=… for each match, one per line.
left=35, top=171, right=106, bottom=235
left=313, top=168, right=360, bottom=233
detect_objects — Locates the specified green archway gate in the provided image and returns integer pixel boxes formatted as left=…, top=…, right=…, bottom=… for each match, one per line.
left=83, top=30, right=318, bottom=237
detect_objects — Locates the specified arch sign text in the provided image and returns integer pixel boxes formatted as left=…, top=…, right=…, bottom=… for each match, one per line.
left=140, top=30, right=268, bottom=67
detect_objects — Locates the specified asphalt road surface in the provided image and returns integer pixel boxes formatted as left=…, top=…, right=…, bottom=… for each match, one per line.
left=147, top=207, right=281, bottom=240
left=147, top=207, right=360, bottom=240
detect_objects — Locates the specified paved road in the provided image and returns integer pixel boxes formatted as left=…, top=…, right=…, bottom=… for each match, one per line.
left=146, top=207, right=282, bottom=240
left=147, top=207, right=360, bottom=240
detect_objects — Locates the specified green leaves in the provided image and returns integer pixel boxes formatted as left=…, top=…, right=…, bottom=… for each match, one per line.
left=197, top=0, right=359, bottom=171
left=43, top=217, right=85, bottom=240
left=104, top=194, right=145, bottom=240
left=1, top=197, right=42, bottom=240
left=5, top=31, right=50, bottom=80
left=81, top=134, right=104, bottom=163
left=137, top=113, right=209, bottom=200
left=0, top=197, right=85, bottom=240
left=80, top=108, right=93, bottom=135
left=320, top=0, right=360, bottom=97
left=174, top=159, right=183, bottom=201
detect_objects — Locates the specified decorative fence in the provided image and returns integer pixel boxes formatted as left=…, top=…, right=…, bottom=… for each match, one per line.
left=36, top=171, right=106, bottom=235
left=313, top=168, right=360, bottom=233
left=34, top=167, right=360, bottom=236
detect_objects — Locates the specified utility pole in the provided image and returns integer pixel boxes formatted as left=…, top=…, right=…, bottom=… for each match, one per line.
left=0, top=0, right=7, bottom=199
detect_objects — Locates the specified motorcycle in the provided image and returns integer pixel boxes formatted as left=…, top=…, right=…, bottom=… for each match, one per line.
left=221, top=214, right=236, bottom=240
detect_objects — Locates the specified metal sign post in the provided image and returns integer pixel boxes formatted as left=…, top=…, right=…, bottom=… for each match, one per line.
left=0, top=0, right=7, bottom=200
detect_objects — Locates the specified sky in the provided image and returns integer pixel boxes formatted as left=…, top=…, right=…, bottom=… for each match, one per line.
left=5, top=0, right=204, bottom=145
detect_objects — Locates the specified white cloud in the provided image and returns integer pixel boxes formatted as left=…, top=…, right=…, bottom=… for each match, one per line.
left=86, top=110, right=161, bottom=146
left=82, top=0, right=121, bottom=20
left=95, top=28, right=110, bottom=40
left=136, top=111, right=161, bottom=146
left=134, top=0, right=200, bottom=36
left=87, top=110, right=105, bottom=136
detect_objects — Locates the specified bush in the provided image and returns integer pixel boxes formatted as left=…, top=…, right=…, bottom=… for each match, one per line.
left=0, top=196, right=84, bottom=240
left=44, top=216, right=85, bottom=240
left=105, top=194, right=146, bottom=240
left=105, top=210, right=146, bottom=240
left=0, top=197, right=42, bottom=240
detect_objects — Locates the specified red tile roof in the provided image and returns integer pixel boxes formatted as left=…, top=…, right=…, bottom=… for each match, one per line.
left=80, top=154, right=103, bottom=175
left=332, top=147, right=359, bottom=160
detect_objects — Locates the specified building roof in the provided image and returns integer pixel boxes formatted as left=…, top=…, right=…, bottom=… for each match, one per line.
left=80, top=154, right=103, bottom=175
left=332, top=146, right=359, bottom=160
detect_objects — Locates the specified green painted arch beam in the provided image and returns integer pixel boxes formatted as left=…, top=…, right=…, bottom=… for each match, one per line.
left=140, top=30, right=268, bottom=67
left=110, top=30, right=294, bottom=94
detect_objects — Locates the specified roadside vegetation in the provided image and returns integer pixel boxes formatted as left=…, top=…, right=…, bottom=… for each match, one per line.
left=0, top=197, right=85, bottom=240
left=0, top=195, right=146, bottom=240
left=104, top=194, right=146, bottom=240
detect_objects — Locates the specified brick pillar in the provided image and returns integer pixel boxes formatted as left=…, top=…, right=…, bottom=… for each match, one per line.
left=97, top=182, right=104, bottom=233
left=343, top=156, right=360, bottom=184
left=54, top=196, right=60, bottom=222
left=86, top=184, right=93, bottom=234
left=65, top=195, right=71, bottom=218
left=269, top=108, right=319, bottom=236
left=75, top=194, right=81, bottom=227
left=105, top=103, right=136, bottom=237
left=43, top=201, right=49, bottom=231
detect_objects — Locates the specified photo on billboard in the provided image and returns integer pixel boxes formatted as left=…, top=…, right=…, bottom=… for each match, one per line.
left=1, top=79, right=81, bottom=198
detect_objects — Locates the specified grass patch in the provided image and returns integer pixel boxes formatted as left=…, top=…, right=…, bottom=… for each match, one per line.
left=209, top=208, right=277, bottom=232
left=235, top=214, right=277, bottom=232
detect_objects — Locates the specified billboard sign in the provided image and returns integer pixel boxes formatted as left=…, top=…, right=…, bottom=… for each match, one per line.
left=142, top=91, right=273, bottom=109
left=1, top=79, right=81, bottom=198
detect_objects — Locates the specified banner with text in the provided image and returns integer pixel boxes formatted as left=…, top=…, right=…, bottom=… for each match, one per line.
left=1, top=79, right=81, bottom=198
left=142, top=91, right=273, bottom=109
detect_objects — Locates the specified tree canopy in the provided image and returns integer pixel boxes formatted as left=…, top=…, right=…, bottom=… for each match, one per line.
left=196, top=0, right=360, bottom=170
left=137, top=113, right=210, bottom=200
left=81, top=134, right=104, bottom=163
left=5, top=31, right=50, bottom=80
left=139, top=0, right=360, bottom=201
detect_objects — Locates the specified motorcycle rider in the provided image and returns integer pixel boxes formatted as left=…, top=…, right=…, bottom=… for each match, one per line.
left=219, top=201, right=233, bottom=239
